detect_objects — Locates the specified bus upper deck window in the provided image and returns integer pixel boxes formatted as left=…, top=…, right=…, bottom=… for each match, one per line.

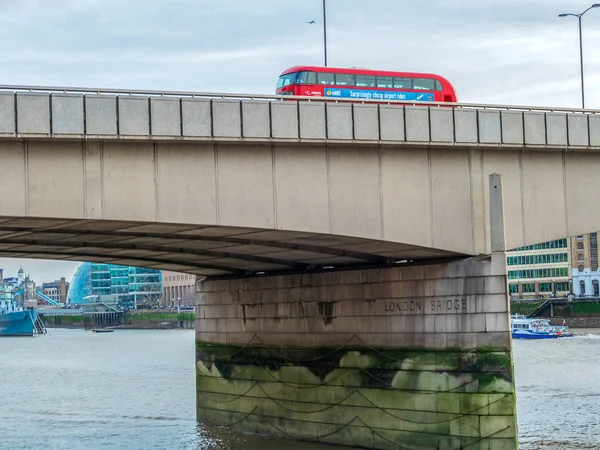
left=377, top=76, right=393, bottom=88
left=393, top=77, right=412, bottom=89
left=317, top=72, right=335, bottom=85
left=335, top=73, right=354, bottom=86
left=356, top=75, right=375, bottom=87
left=297, top=71, right=316, bottom=84
left=414, top=78, right=436, bottom=90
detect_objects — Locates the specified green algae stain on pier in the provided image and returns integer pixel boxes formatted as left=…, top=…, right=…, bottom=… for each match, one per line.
left=195, top=340, right=517, bottom=450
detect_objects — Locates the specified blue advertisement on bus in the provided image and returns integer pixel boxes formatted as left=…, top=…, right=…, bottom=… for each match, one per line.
left=324, top=88, right=434, bottom=102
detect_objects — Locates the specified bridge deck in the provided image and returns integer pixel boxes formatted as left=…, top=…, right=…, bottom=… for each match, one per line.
left=0, top=85, right=598, bottom=149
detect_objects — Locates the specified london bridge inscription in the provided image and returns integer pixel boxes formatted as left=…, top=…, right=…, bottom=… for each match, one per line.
left=382, top=298, right=467, bottom=314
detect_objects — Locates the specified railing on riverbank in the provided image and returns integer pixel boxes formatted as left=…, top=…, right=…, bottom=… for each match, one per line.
left=511, top=297, right=600, bottom=318
left=38, top=308, right=84, bottom=316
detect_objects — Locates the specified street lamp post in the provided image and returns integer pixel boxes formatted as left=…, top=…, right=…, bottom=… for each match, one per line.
left=559, top=4, right=600, bottom=109
left=322, top=0, right=328, bottom=66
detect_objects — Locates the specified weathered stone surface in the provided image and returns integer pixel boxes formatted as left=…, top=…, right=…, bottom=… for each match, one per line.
left=196, top=259, right=517, bottom=449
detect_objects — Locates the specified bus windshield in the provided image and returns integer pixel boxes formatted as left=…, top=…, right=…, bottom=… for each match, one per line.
left=277, top=73, right=297, bottom=89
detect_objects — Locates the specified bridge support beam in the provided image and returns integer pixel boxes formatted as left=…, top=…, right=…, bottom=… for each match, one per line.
left=194, top=254, right=517, bottom=449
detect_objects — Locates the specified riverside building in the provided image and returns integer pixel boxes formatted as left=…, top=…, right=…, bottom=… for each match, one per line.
left=506, top=239, right=570, bottom=298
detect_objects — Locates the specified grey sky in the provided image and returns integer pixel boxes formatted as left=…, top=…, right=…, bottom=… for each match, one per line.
left=0, top=0, right=598, bottom=283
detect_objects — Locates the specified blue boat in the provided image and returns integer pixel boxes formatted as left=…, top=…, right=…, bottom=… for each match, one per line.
left=0, top=309, right=39, bottom=336
left=0, top=285, right=45, bottom=336
left=511, top=314, right=573, bottom=339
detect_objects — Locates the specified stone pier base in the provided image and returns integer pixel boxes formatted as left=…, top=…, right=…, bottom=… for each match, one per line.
left=195, top=255, right=517, bottom=449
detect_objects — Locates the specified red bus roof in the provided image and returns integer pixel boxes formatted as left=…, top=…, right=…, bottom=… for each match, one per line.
left=280, top=65, right=456, bottom=91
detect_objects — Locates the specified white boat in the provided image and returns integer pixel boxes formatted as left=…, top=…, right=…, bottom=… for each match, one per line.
left=511, top=314, right=573, bottom=340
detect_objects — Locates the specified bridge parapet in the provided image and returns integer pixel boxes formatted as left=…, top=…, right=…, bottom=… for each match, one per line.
left=0, top=85, right=598, bottom=149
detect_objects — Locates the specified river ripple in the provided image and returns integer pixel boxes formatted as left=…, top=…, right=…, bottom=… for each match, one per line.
left=1, top=328, right=598, bottom=449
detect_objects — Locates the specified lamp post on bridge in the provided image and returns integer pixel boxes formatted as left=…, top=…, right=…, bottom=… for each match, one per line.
left=558, top=4, right=600, bottom=109
left=322, top=0, right=328, bottom=66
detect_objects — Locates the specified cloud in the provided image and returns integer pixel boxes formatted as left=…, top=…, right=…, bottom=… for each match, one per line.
left=0, top=258, right=80, bottom=284
left=1, top=0, right=599, bottom=281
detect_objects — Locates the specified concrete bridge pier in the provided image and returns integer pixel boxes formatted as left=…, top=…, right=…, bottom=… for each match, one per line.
left=194, top=175, right=517, bottom=449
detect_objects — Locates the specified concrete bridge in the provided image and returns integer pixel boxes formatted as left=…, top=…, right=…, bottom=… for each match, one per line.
left=2, top=84, right=600, bottom=449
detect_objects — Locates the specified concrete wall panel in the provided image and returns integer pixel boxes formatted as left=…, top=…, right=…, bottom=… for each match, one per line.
left=521, top=151, right=566, bottom=245
left=326, top=103, right=353, bottom=140
left=568, top=114, right=589, bottom=146
left=274, top=144, right=329, bottom=233
left=51, top=94, right=84, bottom=135
left=546, top=113, right=567, bottom=146
left=478, top=110, right=501, bottom=144
left=429, top=108, right=453, bottom=142
left=102, top=142, right=157, bottom=221
left=590, top=115, right=600, bottom=147
left=381, top=147, right=431, bottom=247
left=430, top=148, right=473, bottom=253
left=501, top=111, right=524, bottom=144
left=469, top=148, right=486, bottom=255
left=216, top=144, right=274, bottom=228
left=150, top=98, right=181, bottom=136
left=0, top=142, right=25, bottom=215
left=352, top=104, right=379, bottom=140
left=156, top=143, right=217, bottom=224
left=523, top=112, right=546, bottom=145
left=84, top=141, right=103, bottom=219
left=270, top=102, right=298, bottom=139
left=482, top=150, right=524, bottom=252
left=0, top=93, right=15, bottom=134
left=27, top=141, right=84, bottom=218
left=17, top=93, right=50, bottom=134
left=85, top=95, right=118, bottom=135
left=454, top=109, right=478, bottom=143
left=212, top=100, right=241, bottom=138
left=299, top=102, right=326, bottom=139
left=379, top=106, right=404, bottom=141
left=118, top=97, right=150, bottom=136
left=329, top=146, right=382, bottom=239
left=405, top=106, right=430, bottom=142
left=181, top=99, right=211, bottom=137
left=564, top=152, right=600, bottom=238
left=242, top=101, right=270, bottom=138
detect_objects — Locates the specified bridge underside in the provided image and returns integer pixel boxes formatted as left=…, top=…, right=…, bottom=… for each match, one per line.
left=0, top=216, right=462, bottom=277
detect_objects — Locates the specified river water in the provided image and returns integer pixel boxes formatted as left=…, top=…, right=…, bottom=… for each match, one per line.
left=1, top=328, right=598, bottom=450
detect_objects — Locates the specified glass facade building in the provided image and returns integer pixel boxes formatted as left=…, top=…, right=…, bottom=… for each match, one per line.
left=69, top=263, right=162, bottom=309
left=91, top=263, right=111, bottom=296
left=67, top=262, right=93, bottom=305
left=506, top=238, right=570, bottom=298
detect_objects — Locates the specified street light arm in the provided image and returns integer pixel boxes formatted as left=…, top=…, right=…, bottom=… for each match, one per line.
left=582, top=4, right=600, bottom=16
left=560, top=4, right=600, bottom=17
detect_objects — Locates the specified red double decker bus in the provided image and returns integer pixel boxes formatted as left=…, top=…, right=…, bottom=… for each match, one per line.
left=276, top=65, right=457, bottom=103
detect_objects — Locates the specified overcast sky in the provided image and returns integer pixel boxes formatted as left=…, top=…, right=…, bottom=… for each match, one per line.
left=0, top=0, right=599, bottom=283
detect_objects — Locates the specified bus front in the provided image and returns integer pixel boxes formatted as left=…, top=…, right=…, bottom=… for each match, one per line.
left=276, top=70, right=299, bottom=96
left=276, top=68, right=319, bottom=97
